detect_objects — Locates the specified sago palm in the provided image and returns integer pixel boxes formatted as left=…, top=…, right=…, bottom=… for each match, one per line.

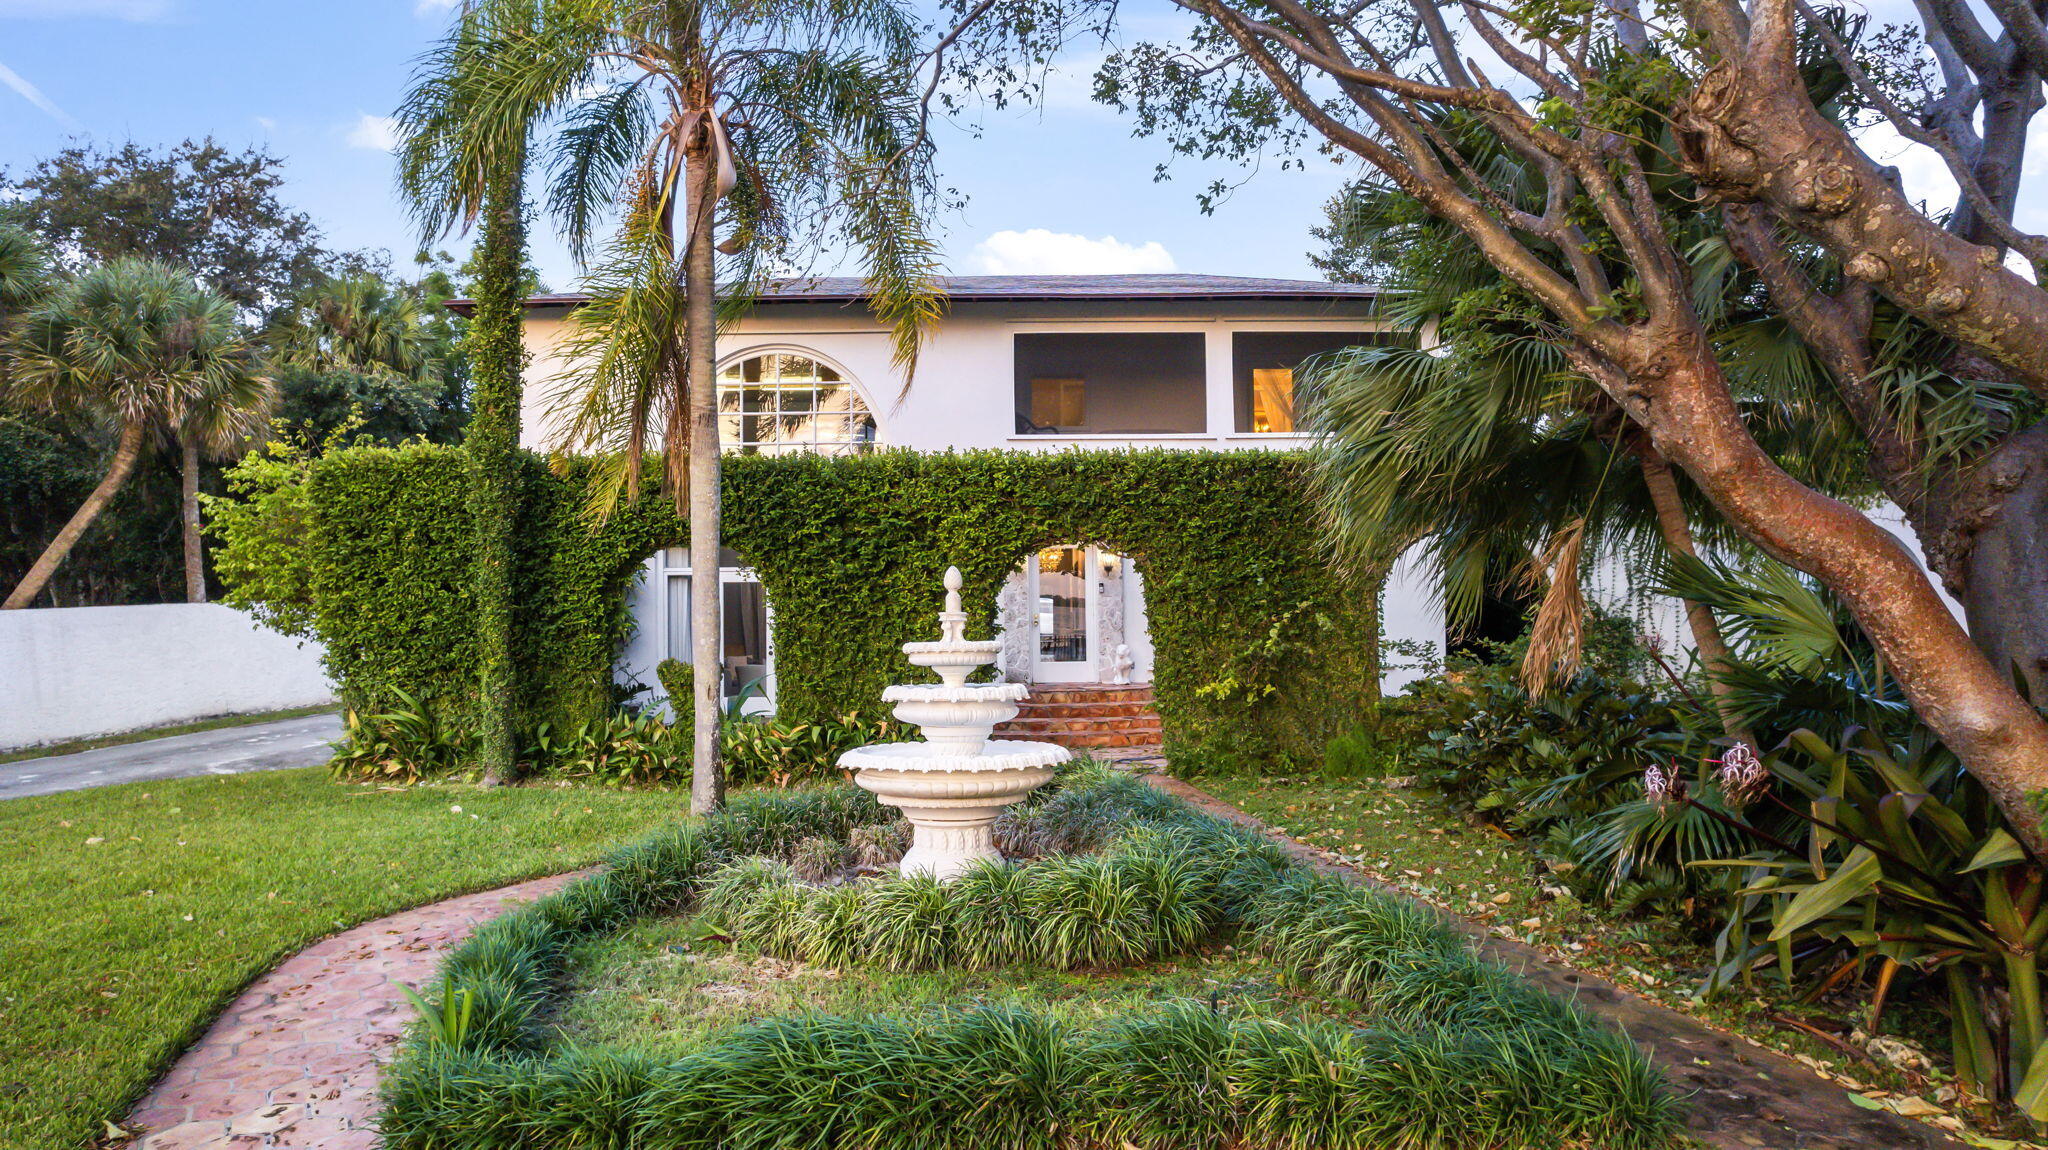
left=397, top=0, right=944, bottom=812
left=3, top=259, right=259, bottom=609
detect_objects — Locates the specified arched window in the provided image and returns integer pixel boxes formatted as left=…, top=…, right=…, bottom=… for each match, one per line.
left=717, top=352, right=877, bottom=455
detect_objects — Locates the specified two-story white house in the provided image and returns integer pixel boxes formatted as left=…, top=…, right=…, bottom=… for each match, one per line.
left=510, top=272, right=1687, bottom=713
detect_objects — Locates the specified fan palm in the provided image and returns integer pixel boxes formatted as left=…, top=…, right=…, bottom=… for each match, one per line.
left=1304, top=136, right=1874, bottom=742
left=3, top=259, right=262, bottom=609
left=397, top=0, right=944, bottom=812
left=267, top=273, right=431, bottom=380
left=0, top=225, right=51, bottom=318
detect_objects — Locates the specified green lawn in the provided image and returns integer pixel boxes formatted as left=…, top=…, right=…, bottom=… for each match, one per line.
left=0, top=767, right=685, bottom=1150
left=557, top=915, right=1349, bottom=1063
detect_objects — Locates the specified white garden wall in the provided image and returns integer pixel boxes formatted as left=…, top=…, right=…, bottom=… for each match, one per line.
left=0, top=604, right=334, bottom=751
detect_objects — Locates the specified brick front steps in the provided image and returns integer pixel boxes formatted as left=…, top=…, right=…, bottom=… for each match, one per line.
left=993, top=684, right=1162, bottom=749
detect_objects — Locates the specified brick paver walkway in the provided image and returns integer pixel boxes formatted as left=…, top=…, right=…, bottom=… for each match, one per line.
left=123, top=871, right=585, bottom=1150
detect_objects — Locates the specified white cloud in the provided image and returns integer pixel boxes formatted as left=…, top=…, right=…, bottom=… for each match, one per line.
left=346, top=113, right=400, bottom=152
left=969, top=229, right=1177, bottom=275
left=1854, top=120, right=1958, bottom=214
left=413, top=0, right=458, bottom=17
left=0, top=0, right=170, bottom=18
left=0, top=60, right=78, bottom=128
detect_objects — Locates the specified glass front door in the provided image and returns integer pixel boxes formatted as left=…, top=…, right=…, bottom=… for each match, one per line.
left=1030, top=544, right=1095, bottom=682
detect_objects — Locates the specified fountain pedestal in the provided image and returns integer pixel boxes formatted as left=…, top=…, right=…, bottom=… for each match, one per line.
left=838, top=567, right=1069, bottom=880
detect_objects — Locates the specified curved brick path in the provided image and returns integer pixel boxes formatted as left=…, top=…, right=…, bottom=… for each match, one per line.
left=123, top=872, right=585, bottom=1150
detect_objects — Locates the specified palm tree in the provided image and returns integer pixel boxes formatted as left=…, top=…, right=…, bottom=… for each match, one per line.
left=171, top=358, right=275, bottom=603
left=0, top=226, right=51, bottom=322
left=1305, top=162, right=1871, bottom=742
left=2, top=259, right=260, bottom=610
left=267, top=273, right=431, bottom=379
left=397, top=0, right=944, bottom=812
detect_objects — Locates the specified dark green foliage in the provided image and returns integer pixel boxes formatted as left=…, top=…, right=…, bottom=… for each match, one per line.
left=466, top=163, right=528, bottom=783
left=378, top=772, right=1680, bottom=1149
left=0, top=411, right=186, bottom=605
left=239, top=446, right=1377, bottom=773
left=1406, top=666, right=1688, bottom=821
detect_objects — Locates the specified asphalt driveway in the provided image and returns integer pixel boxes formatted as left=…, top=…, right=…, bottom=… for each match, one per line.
left=0, top=712, right=345, bottom=800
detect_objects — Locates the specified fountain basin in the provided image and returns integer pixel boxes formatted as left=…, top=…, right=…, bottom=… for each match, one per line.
left=840, top=740, right=1068, bottom=879
left=881, top=683, right=1030, bottom=752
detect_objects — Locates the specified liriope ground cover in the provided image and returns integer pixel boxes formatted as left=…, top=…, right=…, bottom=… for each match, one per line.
left=377, top=768, right=1684, bottom=1149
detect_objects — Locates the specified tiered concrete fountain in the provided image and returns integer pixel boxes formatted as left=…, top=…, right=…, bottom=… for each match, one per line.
left=839, top=567, right=1069, bottom=879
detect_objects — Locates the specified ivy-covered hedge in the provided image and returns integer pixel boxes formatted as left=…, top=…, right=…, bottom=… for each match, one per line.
left=281, top=445, right=1376, bottom=770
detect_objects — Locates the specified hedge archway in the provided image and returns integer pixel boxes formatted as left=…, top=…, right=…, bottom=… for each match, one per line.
left=298, top=446, right=1377, bottom=769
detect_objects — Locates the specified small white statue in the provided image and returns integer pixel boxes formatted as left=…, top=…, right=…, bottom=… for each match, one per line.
left=1109, top=643, right=1136, bottom=685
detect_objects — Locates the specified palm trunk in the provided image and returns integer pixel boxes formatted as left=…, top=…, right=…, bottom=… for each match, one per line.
left=181, top=436, right=206, bottom=603
left=5, top=420, right=146, bottom=610
left=467, top=155, right=528, bottom=787
left=1638, top=445, right=1755, bottom=747
left=684, top=135, right=725, bottom=815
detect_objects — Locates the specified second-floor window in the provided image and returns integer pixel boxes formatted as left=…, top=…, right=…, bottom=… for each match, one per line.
left=718, top=352, right=877, bottom=455
left=1014, top=332, right=1206, bottom=435
left=1232, top=331, right=1407, bottom=433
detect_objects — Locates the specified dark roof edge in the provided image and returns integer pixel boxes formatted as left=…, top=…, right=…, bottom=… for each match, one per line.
left=446, top=281, right=1377, bottom=316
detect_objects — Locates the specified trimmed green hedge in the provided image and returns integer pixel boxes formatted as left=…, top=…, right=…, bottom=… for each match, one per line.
left=376, top=773, right=1683, bottom=1149
left=287, top=446, right=1377, bottom=770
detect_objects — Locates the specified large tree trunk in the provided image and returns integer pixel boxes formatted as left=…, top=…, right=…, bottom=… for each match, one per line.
left=1636, top=445, right=1756, bottom=747
left=1674, top=32, right=2048, bottom=391
left=1614, top=328, right=2048, bottom=855
left=1947, top=425, right=2048, bottom=704
left=466, top=155, right=527, bottom=787
left=5, top=420, right=146, bottom=610
left=684, top=135, right=725, bottom=816
left=180, top=436, right=206, bottom=603
left=1720, top=204, right=2048, bottom=706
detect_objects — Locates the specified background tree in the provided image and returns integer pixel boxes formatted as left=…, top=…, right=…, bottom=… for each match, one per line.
left=400, top=0, right=946, bottom=810
left=0, top=139, right=358, bottom=319
left=169, top=359, right=276, bottom=602
left=266, top=268, right=471, bottom=446
left=2, top=260, right=254, bottom=609
left=0, top=226, right=51, bottom=327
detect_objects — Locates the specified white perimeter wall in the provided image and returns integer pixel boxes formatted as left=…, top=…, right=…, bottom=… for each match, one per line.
left=0, top=604, right=335, bottom=750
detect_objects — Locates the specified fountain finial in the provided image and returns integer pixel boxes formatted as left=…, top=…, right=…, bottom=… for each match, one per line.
left=937, top=566, right=968, bottom=647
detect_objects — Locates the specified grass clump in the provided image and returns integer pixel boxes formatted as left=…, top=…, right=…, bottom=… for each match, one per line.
left=376, top=768, right=1686, bottom=1150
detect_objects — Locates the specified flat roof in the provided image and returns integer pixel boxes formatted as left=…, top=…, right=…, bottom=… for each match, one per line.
left=446, top=273, right=1376, bottom=314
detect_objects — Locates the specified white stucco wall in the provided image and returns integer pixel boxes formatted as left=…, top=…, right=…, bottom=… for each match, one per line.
left=516, top=297, right=1387, bottom=455
left=0, top=604, right=335, bottom=750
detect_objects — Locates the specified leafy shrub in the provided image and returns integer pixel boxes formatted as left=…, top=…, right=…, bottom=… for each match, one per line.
left=847, top=821, right=909, bottom=868
left=329, top=688, right=472, bottom=783
left=1322, top=725, right=1403, bottom=778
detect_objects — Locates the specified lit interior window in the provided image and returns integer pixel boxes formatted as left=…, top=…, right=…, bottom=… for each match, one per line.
left=716, top=353, right=877, bottom=455
left=1250, top=368, right=1294, bottom=432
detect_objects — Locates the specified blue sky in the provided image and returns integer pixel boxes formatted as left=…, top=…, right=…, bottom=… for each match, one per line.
left=0, top=0, right=1358, bottom=288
